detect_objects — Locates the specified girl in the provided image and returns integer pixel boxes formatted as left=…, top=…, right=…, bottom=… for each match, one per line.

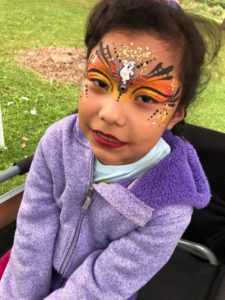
left=0, top=0, right=221, bottom=299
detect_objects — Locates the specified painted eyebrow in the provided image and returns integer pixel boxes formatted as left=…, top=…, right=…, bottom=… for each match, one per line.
left=148, top=63, right=174, bottom=79
left=132, top=86, right=171, bottom=98
left=87, top=68, right=112, bottom=83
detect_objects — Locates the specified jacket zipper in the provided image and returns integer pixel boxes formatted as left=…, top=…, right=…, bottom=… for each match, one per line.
left=58, top=154, right=95, bottom=280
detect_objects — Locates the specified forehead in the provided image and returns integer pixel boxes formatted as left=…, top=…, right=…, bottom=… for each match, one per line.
left=89, top=30, right=181, bottom=73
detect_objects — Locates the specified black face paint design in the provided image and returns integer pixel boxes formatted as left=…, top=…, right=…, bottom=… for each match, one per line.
left=147, top=104, right=169, bottom=124
left=89, top=41, right=180, bottom=103
left=87, top=41, right=182, bottom=126
left=84, top=84, right=89, bottom=98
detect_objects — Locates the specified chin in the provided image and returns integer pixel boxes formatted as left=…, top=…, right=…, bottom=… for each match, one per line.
left=93, top=150, right=123, bottom=165
left=95, top=154, right=119, bottom=165
left=98, top=155, right=135, bottom=166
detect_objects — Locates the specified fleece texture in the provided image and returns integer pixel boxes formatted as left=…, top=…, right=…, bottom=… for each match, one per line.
left=0, top=114, right=211, bottom=300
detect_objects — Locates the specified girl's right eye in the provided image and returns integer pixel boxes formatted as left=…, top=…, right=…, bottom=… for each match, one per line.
left=90, top=79, right=109, bottom=91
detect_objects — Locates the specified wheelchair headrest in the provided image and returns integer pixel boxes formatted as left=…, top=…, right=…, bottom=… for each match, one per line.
left=182, top=123, right=225, bottom=200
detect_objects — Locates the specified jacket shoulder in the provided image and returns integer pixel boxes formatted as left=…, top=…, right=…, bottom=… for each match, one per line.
left=128, top=130, right=211, bottom=210
left=41, top=114, right=76, bottom=146
left=35, top=114, right=78, bottom=170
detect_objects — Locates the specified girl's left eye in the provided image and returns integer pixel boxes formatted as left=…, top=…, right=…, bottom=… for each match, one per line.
left=135, top=95, right=158, bottom=104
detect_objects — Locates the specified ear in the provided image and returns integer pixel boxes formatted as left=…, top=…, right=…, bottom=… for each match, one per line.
left=166, top=106, right=186, bottom=130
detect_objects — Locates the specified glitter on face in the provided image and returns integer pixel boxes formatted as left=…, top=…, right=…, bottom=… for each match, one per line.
left=86, top=41, right=181, bottom=126
left=147, top=103, right=172, bottom=127
left=88, top=41, right=157, bottom=94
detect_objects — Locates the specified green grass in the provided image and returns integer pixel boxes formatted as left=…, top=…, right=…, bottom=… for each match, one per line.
left=181, top=0, right=225, bottom=131
left=0, top=0, right=225, bottom=195
left=0, top=0, right=95, bottom=194
left=185, top=34, right=225, bottom=131
left=0, top=58, right=80, bottom=194
left=0, top=0, right=96, bottom=53
left=182, top=0, right=225, bottom=22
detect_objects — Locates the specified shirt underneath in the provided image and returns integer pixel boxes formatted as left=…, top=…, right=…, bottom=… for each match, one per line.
left=94, top=137, right=171, bottom=183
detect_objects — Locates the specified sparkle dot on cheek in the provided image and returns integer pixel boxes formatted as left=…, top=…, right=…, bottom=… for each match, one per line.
left=147, top=109, right=160, bottom=121
left=147, top=107, right=170, bottom=125
left=84, top=84, right=89, bottom=98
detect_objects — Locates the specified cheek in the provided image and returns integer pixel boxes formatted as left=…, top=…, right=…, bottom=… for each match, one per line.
left=132, top=122, right=162, bottom=152
left=79, top=81, right=89, bottom=102
left=146, top=104, right=173, bottom=127
left=84, top=84, right=89, bottom=98
left=78, top=86, right=90, bottom=116
left=78, top=84, right=101, bottom=118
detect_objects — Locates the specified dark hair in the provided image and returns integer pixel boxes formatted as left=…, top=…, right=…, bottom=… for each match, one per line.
left=83, top=0, right=221, bottom=136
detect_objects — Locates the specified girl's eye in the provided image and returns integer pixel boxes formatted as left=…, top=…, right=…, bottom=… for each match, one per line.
left=90, top=79, right=109, bottom=91
left=135, top=95, right=158, bottom=104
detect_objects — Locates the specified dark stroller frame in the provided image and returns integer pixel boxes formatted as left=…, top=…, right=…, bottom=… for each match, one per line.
left=0, top=122, right=225, bottom=299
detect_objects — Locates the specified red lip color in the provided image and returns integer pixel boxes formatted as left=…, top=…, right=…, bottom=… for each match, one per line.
left=92, top=130, right=127, bottom=148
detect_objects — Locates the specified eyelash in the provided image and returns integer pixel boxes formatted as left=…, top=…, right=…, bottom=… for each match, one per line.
left=88, top=78, right=158, bottom=105
left=89, top=78, right=110, bottom=91
left=135, top=95, right=158, bottom=104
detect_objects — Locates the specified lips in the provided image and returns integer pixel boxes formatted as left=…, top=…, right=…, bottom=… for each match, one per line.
left=92, top=130, right=127, bottom=147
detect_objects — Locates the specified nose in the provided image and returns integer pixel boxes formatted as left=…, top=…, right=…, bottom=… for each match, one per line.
left=98, top=97, right=126, bottom=127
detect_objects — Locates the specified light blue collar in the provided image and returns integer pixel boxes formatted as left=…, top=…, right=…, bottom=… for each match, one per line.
left=94, top=137, right=171, bottom=183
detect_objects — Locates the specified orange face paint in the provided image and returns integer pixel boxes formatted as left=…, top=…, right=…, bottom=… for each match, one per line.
left=87, top=41, right=181, bottom=107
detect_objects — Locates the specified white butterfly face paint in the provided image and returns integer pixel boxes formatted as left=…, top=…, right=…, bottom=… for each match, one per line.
left=119, top=61, right=136, bottom=86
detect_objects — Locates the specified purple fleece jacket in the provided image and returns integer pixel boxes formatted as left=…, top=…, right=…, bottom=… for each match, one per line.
left=0, top=114, right=211, bottom=300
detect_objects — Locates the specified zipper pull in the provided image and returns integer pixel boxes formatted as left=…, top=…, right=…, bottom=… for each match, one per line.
left=82, top=186, right=94, bottom=210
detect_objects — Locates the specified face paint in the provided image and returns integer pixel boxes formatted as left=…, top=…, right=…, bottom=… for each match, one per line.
left=86, top=41, right=181, bottom=126
left=119, top=61, right=136, bottom=91
left=88, top=41, right=180, bottom=99
left=88, top=42, right=153, bottom=95
left=78, top=31, right=185, bottom=165
left=84, top=83, right=89, bottom=98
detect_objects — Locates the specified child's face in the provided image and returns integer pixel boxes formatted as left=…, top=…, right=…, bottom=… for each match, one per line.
left=78, top=30, right=185, bottom=165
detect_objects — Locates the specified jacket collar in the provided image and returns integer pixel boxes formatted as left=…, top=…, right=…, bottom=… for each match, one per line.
left=74, top=114, right=211, bottom=226
left=124, top=130, right=211, bottom=209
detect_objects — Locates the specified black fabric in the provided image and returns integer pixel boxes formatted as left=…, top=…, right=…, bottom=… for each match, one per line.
left=0, top=222, right=16, bottom=257
left=181, top=123, right=225, bottom=263
left=137, top=248, right=225, bottom=300
left=181, top=123, right=225, bottom=200
left=137, top=123, right=225, bottom=300
left=14, top=155, right=33, bottom=175
left=183, top=192, right=225, bottom=264
left=208, top=267, right=225, bottom=300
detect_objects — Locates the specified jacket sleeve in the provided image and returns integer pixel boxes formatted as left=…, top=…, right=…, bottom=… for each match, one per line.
left=0, top=138, right=60, bottom=299
left=45, top=204, right=193, bottom=300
